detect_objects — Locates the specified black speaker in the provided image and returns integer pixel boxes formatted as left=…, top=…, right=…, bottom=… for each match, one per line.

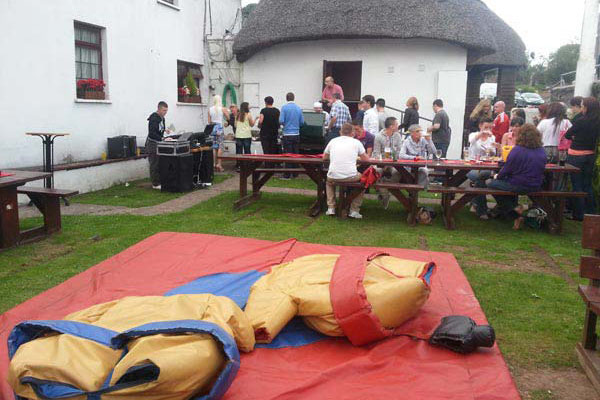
left=193, top=149, right=214, bottom=184
left=159, top=154, right=194, bottom=192
left=107, top=136, right=136, bottom=159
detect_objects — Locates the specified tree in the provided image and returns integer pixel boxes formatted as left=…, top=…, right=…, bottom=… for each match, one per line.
left=242, top=3, right=258, bottom=24
left=545, top=44, right=580, bottom=85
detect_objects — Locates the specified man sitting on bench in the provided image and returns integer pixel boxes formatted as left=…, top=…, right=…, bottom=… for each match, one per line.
left=373, top=117, right=404, bottom=209
left=323, top=123, right=370, bottom=219
left=399, top=124, right=437, bottom=187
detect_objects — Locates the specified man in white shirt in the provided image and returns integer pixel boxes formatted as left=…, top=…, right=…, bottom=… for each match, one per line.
left=468, top=118, right=497, bottom=160
left=323, top=123, right=370, bottom=219
left=362, top=95, right=379, bottom=136
left=466, top=117, right=499, bottom=219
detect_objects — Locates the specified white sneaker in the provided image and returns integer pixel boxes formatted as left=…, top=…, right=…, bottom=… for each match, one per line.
left=348, top=211, right=363, bottom=219
left=326, top=208, right=336, bottom=216
left=152, top=185, right=161, bottom=190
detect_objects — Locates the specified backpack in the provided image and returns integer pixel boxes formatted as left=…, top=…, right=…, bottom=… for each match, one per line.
left=525, top=208, right=547, bottom=230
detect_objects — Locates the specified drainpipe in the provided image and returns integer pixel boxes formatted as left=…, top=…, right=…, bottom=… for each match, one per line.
left=574, top=0, right=600, bottom=96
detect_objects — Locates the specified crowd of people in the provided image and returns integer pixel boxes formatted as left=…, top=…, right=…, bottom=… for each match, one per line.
left=147, top=76, right=598, bottom=225
left=466, top=96, right=600, bottom=226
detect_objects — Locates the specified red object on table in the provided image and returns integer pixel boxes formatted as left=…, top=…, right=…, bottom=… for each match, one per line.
left=0, top=173, right=14, bottom=178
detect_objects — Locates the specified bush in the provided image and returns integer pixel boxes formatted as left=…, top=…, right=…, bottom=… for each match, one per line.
left=185, top=72, right=198, bottom=96
left=517, top=85, right=538, bottom=94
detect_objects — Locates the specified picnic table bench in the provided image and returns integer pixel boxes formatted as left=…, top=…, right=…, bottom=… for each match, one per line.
left=0, top=170, right=77, bottom=249
left=334, top=181, right=424, bottom=225
left=17, top=186, right=78, bottom=242
left=576, top=215, right=600, bottom=393
left=428, top=186, right=586, bottom=234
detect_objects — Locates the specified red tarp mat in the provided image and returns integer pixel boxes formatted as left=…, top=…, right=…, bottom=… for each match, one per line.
left=0, top=233, right=520, bottom=400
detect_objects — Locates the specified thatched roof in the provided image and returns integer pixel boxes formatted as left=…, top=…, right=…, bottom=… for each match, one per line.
left=233, top=0, right=526, bottom=67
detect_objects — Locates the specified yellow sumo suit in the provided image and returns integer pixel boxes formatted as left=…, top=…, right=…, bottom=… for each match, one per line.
left=8, top=294, right=255, bottom=400
left=245, top=252, right=435, bottom=346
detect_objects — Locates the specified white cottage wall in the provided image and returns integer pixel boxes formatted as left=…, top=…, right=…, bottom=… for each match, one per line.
left=241, top=39, right=468, bottom=158
left=0, top=0, right=238, bottom=172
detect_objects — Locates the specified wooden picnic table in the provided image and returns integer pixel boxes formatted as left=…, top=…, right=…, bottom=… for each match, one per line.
left=220, top=155, right=327, bottom=216
left=0, top=170, right=51, bottom=249
left=222, top=155, right=582, bottom=232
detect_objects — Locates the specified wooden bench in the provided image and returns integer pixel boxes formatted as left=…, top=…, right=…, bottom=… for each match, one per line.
left=333, top=181, right=424, bottom=225
left=17, top=186, right=78, bottom=242
left=576, top=215, right=600, bottom=393
left=427, top=186, right=587, bottom=233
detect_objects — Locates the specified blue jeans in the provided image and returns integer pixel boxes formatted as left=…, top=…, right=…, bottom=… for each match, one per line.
left=467, top=170, right=493, bottom=216
left=567, top=154, right=597, bottom=220
left=325, top=128, right=340, bottom=147
left=236, top=138, right=251, bottom=155
left=487, top=179, right=536, bottom=217
left=434, top=142, right=449, bottom=158
left=282, top=135, right=300, bottom=177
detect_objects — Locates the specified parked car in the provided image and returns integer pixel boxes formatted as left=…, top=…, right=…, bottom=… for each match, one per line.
left=515, top=92, right=527, bottom=107
left=520, top=92, right=545, bottom=106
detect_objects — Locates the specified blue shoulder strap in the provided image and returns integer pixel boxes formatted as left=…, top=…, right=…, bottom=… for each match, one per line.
left=9, top=320, right=239, bottom=400
left=8, top=320, right=118, bottom=359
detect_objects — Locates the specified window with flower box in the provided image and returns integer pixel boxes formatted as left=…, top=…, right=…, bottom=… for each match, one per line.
left=75, top=22, right=107, bottom=100
left=177, top=60, right=203, bottom=104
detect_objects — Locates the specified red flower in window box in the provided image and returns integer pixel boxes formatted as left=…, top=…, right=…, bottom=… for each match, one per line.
left=77, top=79, right=106, bottom=100
left=77, top=79, right=106, bottom=92
left=178, top=87, right=188, bottom=96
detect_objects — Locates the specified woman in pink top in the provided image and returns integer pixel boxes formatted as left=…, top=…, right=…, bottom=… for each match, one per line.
left=501, top=117, right=524, bottom=146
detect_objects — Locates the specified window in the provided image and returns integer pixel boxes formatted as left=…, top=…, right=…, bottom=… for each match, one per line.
left=75, top=22, right=106, bottom=100
left=177, top=60, right=203, bottom=103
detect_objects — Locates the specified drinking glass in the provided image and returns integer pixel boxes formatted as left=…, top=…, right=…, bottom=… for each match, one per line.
left=463, top=147, right=470, bottom=160
left=559, top=150, right=567, bottom=166
left=436, top=149, right=443, bottom=160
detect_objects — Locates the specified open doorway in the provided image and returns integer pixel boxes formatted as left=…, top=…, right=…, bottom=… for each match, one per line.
left=323, top=61, right=362, bottom=117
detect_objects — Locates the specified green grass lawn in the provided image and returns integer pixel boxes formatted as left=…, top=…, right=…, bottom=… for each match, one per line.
left=72, top=175, right=232, bottom=208
left=0, top=190, right=589, bottom=394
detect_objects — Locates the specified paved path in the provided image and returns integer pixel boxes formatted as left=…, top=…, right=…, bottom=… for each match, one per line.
left=18, top=176, right=444, bottom=219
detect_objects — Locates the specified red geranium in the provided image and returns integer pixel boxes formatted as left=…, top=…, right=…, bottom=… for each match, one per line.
left=77, top=79, right=106, bottom=92
left=178, top=87, right=188, bottom=96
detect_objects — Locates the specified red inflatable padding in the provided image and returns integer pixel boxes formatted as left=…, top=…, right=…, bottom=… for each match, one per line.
left=0, top=233, right=520, bottom=400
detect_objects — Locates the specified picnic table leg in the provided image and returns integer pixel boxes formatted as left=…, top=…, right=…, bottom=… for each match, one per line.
left=0, top=186, right=20, bottom=249
left=304, top=166, right=327, bottom=217
left=26, top=193, right=62, bottom=234
left=408, top=190, right=419, bottom=226
left=388, top=189, right=417, bottom=227
left=234, top=161, right=261, bottom=210
left=440, top=193, right=453, bottom=230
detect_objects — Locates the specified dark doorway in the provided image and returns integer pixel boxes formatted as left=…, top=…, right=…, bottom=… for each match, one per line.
left=323, top=61, right=362, bottom=117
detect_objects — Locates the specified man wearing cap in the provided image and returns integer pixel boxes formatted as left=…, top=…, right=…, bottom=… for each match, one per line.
left=400, top=124, right=437, bottom=187
left=313, top=101, right=331, bottom=133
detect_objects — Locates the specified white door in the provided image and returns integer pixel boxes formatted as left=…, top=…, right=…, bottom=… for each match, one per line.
left=437, top=71, right=468, bottom=159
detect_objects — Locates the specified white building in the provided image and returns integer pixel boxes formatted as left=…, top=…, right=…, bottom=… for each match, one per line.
left=0, top=0, right=241, bottom=193
left=233, top=0, right=526, bottom=159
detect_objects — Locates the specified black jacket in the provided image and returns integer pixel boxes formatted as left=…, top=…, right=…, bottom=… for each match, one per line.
left=147, top=112, right=165, bottom=142
left=565, top=115, right=600, bottom=151
left=402, top=108, right=420, bottom=131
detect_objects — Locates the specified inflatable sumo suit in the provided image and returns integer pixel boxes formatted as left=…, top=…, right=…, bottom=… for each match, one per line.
left=245, top=252, right=435, bottom=346
left=7, top=294, right=255, bottom=400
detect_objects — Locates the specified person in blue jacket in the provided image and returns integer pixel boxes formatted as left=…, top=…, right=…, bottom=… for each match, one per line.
left=279, top=92, right=305, bottom=179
